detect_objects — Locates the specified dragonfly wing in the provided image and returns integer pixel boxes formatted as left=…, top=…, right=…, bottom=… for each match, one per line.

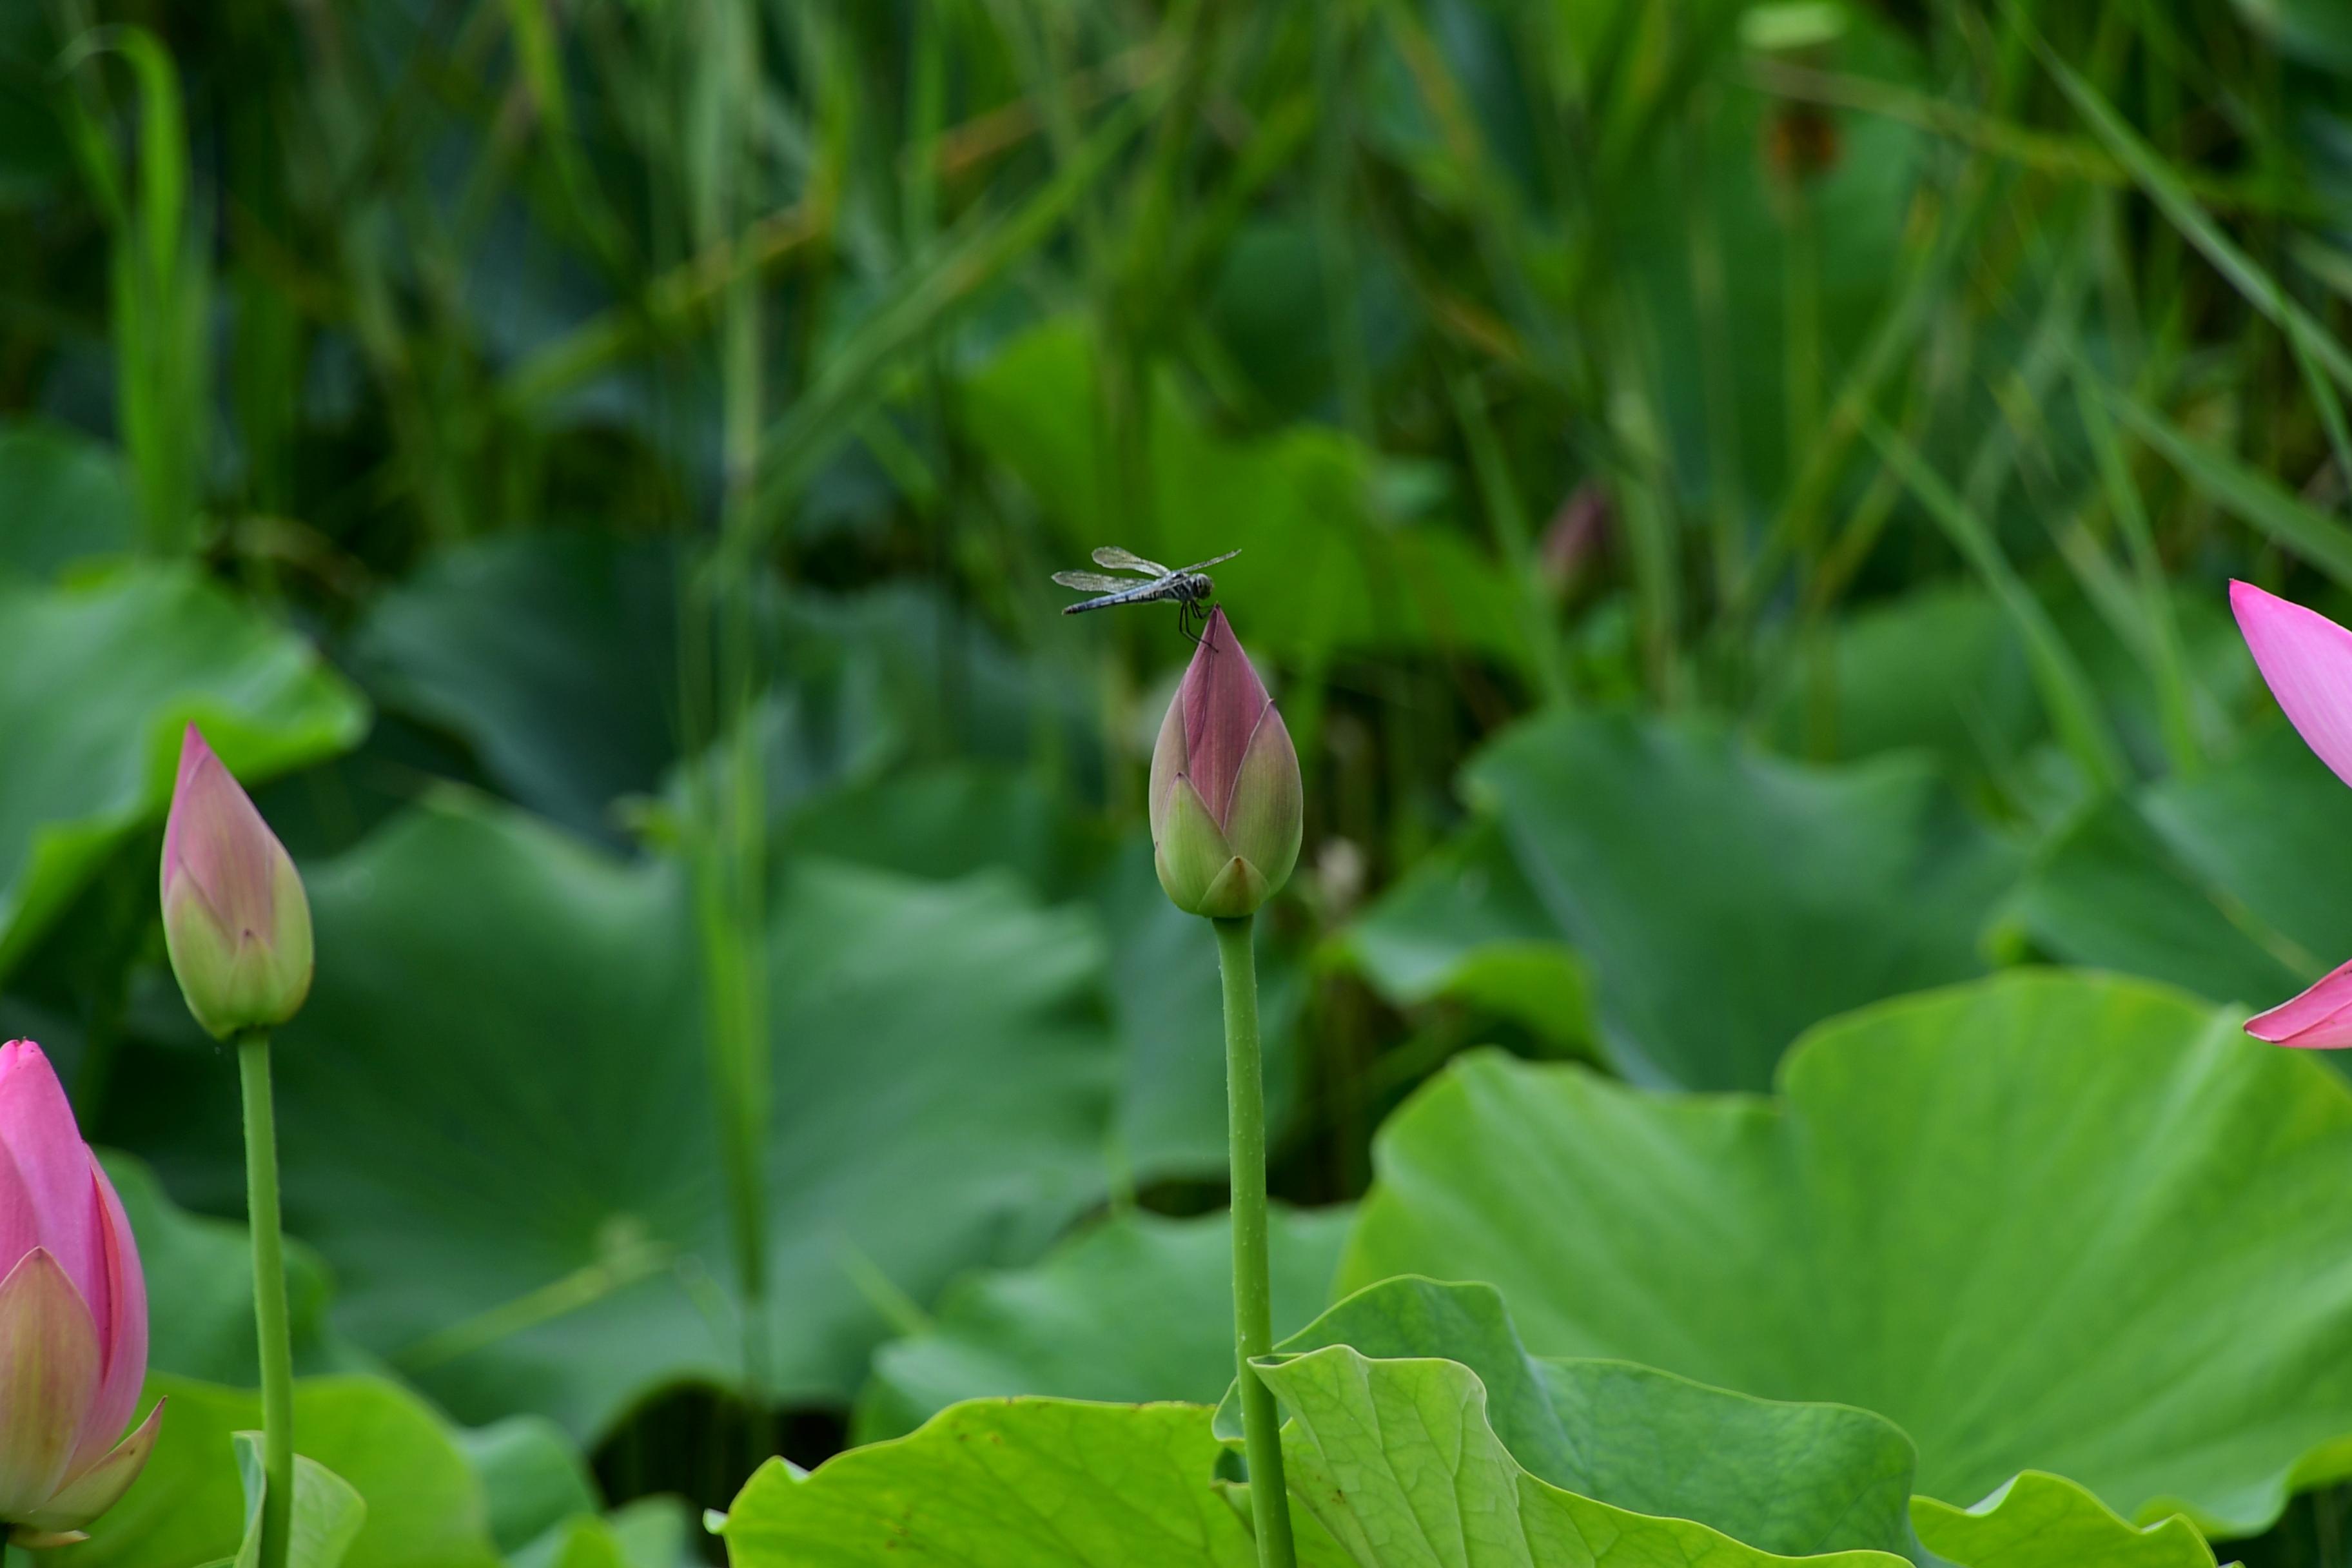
left=1054, top=571, right=1132, bottom=592
left=1172, top=548, right=1242, bottom=574
left=1093, top=546, right=1172, bottom=577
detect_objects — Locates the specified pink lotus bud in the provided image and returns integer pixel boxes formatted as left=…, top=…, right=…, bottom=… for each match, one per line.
left=1149, top=610, right=1302, bottom=919
left=2230, top=581, right=2352, bottom=1046
left=159, top=726, right=313, bottom=1041
left=0, top=1042, right=159, bottom=1547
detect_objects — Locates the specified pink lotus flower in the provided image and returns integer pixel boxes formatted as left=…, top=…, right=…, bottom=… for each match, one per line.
left=0, top=1041, right=158, bottom=1546
left=161, top=726, right=313, bottom=1040
left=2230, top=580, right=2352, bottom=1046
left=1149, top=609, right=1302, bottom=919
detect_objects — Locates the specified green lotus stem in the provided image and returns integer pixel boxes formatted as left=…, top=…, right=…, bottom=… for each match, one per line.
left=1214, top=914, right=1295, bottom=1568
left=239, top=1030, right=295, bottom=1568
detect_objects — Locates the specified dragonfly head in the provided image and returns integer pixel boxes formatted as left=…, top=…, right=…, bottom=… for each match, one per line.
left=1181, top=573, right=1215, bottom=603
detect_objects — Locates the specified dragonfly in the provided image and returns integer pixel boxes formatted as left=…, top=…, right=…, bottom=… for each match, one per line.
left=1054, top=547, right=1241, bottom=641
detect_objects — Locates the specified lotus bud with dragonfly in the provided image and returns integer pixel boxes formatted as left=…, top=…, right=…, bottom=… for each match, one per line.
left=1055, top=544, right=1303, bottom=1568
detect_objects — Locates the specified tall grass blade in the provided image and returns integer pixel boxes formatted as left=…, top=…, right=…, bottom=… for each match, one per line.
left=57, top=25, right=208, bottom=554
left=1865, top=418, right=2126, bottom=791
left=732, top=93, right=1152, bottom=562
left=2032, top=21, right=2352, bottom=400
left=2103, top=381, right=2352, bottom=589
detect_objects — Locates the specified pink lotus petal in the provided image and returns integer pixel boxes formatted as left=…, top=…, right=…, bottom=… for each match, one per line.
left=1147, top=683, right=1188, bottom=838
left=162, top=725, right=282, bottom=943
left=1180, top=609, right=1274, bottom=830
left=0, top=1250, right=100, bottom=1518
left=71, top=1152, right=145, bottom=1473
left=0, top=1046, right=106, bottom=1336
left=0, top=1120, right=39, bottom=1299
left=2231, top=580, right=2352, bottom=790
left=1222, top=701, right=1302, bottom=886
left=2246, top=955, right=2352, bottom=1048
left=25, top=1398, right=162, bottom=1538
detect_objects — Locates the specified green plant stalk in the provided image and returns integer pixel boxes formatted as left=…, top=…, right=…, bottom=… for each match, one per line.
left=1450, top=371, right=1570, bottom=708
left=692, top=810, right=771, bottom=1389
left=1213, top=915, right=1295, bottom=1568
left=1313, top=0, right=1372, bottom=442
left=1781, top=172, right=1830, bottom=750
left=239, top=1030, right=295, bottom=1568
left=685, top=0, right=776, bottom=1414
left=1680, top=86, right=1745, bottom=615
left=2072, top=365, right=2200, bottom=776
left=57, top=26, right=208, bottom=554
left=1865, top=418, right=2126, bottom=792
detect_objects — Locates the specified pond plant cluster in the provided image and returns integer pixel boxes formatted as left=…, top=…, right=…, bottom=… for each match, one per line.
left=7, top=0, right=2352, bottom=1565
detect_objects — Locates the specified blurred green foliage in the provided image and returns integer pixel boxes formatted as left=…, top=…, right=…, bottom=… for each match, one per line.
left=8, top=0, right=2352, bottom=1558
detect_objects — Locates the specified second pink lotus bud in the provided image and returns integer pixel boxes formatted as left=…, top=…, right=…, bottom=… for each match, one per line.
left=159, top=725, right=314, bottom=1041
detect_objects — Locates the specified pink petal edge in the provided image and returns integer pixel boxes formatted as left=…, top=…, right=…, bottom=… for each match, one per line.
left=2230, top=580, right=2352, bottom=792
left=162, top=725, right=280, bottom=939
left=2246, top=954, right=2352, bottom=1048
left=1180, top=609, right=1274, bottom=829
left=72, top=1153, right=145, bottom=1475
left=0, top=1044, right=108, bottom=1337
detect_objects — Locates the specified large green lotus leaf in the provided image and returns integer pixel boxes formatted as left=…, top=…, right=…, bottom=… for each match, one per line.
left=1090, top=839, right=1304, bottom=1175
left=1910, top=1474, right=2215, bottom=1568
left=1335, top=818, right=1596, bottom=1055
left=604, top=1500, right=690, bottom=1568
left=0, top=562, right=368, bottom=980
left=511, top=1500, right=689, bottom=1568
left=101, top=1151, right=340, bottom=1385
left=769, top=585, right=1099, bottom=785
left=1455, top=712, right=2017, bottom=1090
left=358, top=530, right=1097, bottom=839
left=656, top=683, right=899, bottom=852
left=2011, top=725, right=2352, bottom=1015
left=1763, top=588, right=2039, bottom=782
left=777, top=765, right=1101, bottom=902
left=351, top=531, right=687, bottom=841
left=1255, top=1346, right=1909, bottom=1568
left=1221, top=1278, right=1919, bottom=1560
left=455, top=1415, right=600, bottom=1554
left=1342, top=970, right=2352, bottom=1536
left=856, top=1204, right=1354, bottom=1442
left=0, top=420, right=137, bottom=580
left=720, top=1398, right=1351, bottom=1567
left=60, top=1375, right=502, bottom=1568
left=1246, top=1287, right=2219, bottom=1563
left=961, top=318, right=1527, bottom=669
left=783, top=769, right=1302, bottom=1180
left=248, top=792, right=1116, bottom=1435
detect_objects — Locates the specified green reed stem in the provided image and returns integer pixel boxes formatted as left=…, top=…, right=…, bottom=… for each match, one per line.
left=238, top=1030, right=295, bottom=1568
left=1213, top=914, right=1295, bottom=1568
